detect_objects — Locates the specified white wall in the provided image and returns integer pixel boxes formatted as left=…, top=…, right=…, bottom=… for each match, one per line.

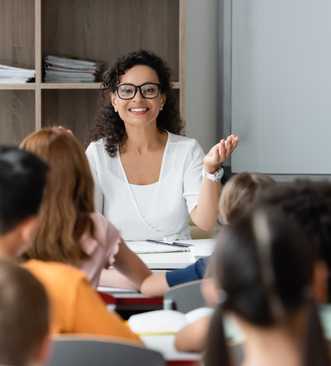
left=230, top=0, right=331, bottom=176
left=185, top=0, right=219, bottom=153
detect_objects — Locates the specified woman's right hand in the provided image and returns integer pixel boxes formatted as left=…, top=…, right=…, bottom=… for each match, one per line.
left=203, top=134, right=239, bottom=173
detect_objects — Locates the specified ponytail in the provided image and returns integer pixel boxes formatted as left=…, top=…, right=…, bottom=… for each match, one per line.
left=303, top=300, right=330, bottom=366
left=204, top=304, right=232, bottom=366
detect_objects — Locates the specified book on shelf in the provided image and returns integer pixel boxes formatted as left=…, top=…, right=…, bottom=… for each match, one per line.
left=0, top=64, right=35, bottom=83
left=44, top=55, right=103, bottom=83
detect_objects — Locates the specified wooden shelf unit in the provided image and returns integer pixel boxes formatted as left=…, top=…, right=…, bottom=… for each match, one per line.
left=0, top=0, right=186, bottom=145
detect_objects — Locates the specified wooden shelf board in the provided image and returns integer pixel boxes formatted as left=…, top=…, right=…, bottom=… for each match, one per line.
left=40, top=82, right=102, bottom=90
left=0, top=84, right=36, bottom=90
left=40, top=81, right=180, bottom=90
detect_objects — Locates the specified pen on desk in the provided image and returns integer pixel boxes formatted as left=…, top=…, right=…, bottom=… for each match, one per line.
left=146, top=239, right=192, bottom=248
left=173, top=240, right=193, bottom=247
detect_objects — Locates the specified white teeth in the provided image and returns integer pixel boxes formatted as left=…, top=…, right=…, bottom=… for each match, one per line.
left=130, top=108, right=147, bottom=112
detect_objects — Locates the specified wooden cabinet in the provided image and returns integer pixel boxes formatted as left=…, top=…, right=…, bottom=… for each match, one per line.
left=0, top=0, right=186, bottom=145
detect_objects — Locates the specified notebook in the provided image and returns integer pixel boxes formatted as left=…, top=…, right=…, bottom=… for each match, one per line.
left=128, top=308, right=244, bottom=344
left=127, top=241, right=190, bottom=254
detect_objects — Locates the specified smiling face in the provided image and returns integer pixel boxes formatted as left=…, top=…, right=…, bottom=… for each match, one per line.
left=111, top=65, right=166, bottom=128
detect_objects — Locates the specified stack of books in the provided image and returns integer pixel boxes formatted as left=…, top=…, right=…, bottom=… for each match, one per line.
left=0, top=64, right=35, bottom=83
left=44, top=55, right=102, bottom=83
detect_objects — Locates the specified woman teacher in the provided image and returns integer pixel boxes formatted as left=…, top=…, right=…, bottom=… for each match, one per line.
left=87, top=50, right=238, bottom=241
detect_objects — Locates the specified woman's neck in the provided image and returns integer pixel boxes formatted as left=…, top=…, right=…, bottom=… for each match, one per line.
left=238, top=317, right=304, bottom=366
left=243, top=329, right=300, bottom=366
left=122, top=125, right=166, bottom=154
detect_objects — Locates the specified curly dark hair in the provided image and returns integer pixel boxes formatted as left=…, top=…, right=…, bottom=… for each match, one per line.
left=90, top=50, right=184, bottom=157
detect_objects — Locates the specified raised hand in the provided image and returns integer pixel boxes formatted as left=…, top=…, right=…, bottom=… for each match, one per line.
left=203, top=134, right=239, bottom=173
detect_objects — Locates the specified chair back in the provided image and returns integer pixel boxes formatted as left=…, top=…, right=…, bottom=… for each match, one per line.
left=164, top=280, right=206, bottom=313
left=46, top=336, right=165, bottom=366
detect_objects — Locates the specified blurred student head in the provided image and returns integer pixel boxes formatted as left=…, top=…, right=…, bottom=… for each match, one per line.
left=257, top=180, right=331, bottom=303
left=0, top=146, right=48, bottom=256
left=205, top=208, right=330, bottom=366
left=20, top=128, right=95, bottom=264
left=218, top=172, right=275, bottom=225
left=0, top=259, right=49, bottom=366
left=201, top=172, right=275, bottom=306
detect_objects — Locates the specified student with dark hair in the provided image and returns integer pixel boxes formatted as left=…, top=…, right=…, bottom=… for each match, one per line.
left=0, top=259, right=49, bottom=366
left=171, top=173, right=275, bottom=352
left=87, top=49, right=238, bottom=241
left=257, top=180, right=331, bottom=303
left=0, top=146, right=47, bottom=254
left=0, top=146, right=140, bottom=343
left=204, top=208, right=330, bottom=366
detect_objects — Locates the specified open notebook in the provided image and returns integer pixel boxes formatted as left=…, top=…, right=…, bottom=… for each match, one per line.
left=127, top=241, right=190, bottom=254
left=136, top=252, right=195, bottom=269
left=127, top=240, right=212, bottom=269
left=128, top=308, right=244, bottom=344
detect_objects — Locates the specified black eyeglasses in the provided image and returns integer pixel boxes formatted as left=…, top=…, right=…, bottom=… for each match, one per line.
left=116, top=82, right=160, bottom=100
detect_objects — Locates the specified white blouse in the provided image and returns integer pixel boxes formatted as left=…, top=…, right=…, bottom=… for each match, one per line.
left=86, top=132, right=204, bottom=241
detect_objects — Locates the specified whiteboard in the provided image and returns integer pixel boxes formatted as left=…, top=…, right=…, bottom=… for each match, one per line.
left=231, top=0, right=331, bottom=174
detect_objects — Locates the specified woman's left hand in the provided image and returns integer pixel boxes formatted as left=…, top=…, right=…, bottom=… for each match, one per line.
left=203, top=134, right=239, bottom=173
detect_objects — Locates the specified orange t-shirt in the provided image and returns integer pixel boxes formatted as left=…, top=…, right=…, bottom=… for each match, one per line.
left=24, top=260, right=141, bottom=344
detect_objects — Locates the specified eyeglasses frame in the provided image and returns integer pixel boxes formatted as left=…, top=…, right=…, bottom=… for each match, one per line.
left=115, top=82, right=161, bottom=100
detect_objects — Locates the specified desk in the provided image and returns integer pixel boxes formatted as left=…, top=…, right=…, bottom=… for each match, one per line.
left=113, top=292, right=162, bottom=312
left=185, top=239, right=215, bottom=258
left=97, top=291, right=201, bottom=364
left=98, top=288, right=163, bottom=318
left=128, top=239, right=215, bottom=270
left=144, top=335, right=243, bottom=366
left=98, top=239, right=215, bottom=315
left=142, top=335, right=200, bottom=366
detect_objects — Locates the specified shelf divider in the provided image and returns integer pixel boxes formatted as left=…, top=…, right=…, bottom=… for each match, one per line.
left=35, top=0, right=42, bottom=84
left=35, top=0, right=42, bottom=129
left=179, top=0, right=186, bottom=121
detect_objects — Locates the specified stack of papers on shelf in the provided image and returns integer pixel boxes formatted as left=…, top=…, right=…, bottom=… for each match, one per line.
left=0, top=64, right=35, bottom=83
left=44, top=55, right=103, bottom=82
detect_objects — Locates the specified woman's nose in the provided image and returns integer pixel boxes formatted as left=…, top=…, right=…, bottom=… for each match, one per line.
left=132, top=88, right=144, bottom=102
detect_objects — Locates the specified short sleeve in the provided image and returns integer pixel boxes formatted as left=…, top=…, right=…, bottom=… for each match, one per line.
left=86, top=143, right=104, bottom=214
left=104, top=220, right=121, bottom=268
left=183, top=140, right=204, bottom=213
left=72, top=276, right=142, bottom=343
left=165, top=258, right=208, bottom=287
left=91, top=213, right=121, bottom=268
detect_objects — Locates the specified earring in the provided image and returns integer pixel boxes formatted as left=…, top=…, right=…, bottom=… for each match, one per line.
left=160, top=105, right=164, bottom=111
